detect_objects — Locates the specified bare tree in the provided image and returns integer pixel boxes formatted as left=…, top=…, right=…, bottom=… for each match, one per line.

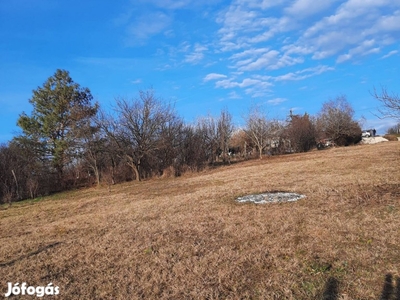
left=154, top=109, right=184, bottom=176
left=193, top=110, right=234, bottom=165
left=230, top=129, right=252, bottom=158
left=217, top=109, right=234, bottom=163
left=244, top=108, right=271, bottom=159
left=173, top=124, right=209, bottom=172
left=98, top=89, right=178, bottom=181
left=387, top=123, right=400, bottom=134
left=372, top=87, right=400, bottom=120
left=317, top=95, right=362, bottom=146
left=0, top=141, right=49, bottom=203
left=196, top=116, right=219, bottom=164
left=267, top=120, right=287, bottom=155
left=78, top=124, right=107, bottom=187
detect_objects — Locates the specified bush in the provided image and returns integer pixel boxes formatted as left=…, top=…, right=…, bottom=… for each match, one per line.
left=286, top=113, right=316, bottom=152
left=383, top=134, right=399, bottom=141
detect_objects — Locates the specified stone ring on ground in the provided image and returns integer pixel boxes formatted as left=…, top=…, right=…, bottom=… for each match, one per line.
left=236, top=192, right=306, bottom=204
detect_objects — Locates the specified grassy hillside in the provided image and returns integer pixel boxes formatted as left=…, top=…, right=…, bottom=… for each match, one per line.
left=1, top=142, right=399, bottom=299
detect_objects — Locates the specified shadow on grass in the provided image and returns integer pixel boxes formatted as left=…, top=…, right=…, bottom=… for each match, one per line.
left=0, top=242, right=61, bottom=268
left=321, top=274, right=399, bottom=300
left=322, top=277, right=339, bottom=300
left=379, top=273, right=400, bottom=300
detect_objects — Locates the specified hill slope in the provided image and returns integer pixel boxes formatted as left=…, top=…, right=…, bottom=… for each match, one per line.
left=1, top=142, right=399, bottom=299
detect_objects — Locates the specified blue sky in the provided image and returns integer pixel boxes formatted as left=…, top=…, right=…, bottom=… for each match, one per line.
left=1, top=0, right=400, bottom=143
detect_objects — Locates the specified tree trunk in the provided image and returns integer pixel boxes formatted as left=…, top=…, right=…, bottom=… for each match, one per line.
left=128, top=162, right=141, bottom=182
left=126, top=155, right=141, bottom=182
left=57, top=166, right=64, bottom=190
left=94, top=166, right=100, bottom=187
left=133, top=165, right=141, bottom=181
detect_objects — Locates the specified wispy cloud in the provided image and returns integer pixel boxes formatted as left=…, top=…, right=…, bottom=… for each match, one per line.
left=228, top=91, right=242, bottom=99
left=216, top=0, right=400, bottom=64
left=267, top=97, right=287, bottom=105
left=208, top=64, right=333, bottom=98
left=204, top=0, right=400, bottom=99
left=131, top=79, right=142, bottom=84
left=135, top=0, right=222, bottom=10
left=381, top=50, right=398, bottom=59
left=214, top=76, right=273, bottom=98
left=184, top=43, right=208, bottom=64
left=285, top=0, right=337, bottom=18
left=336, top=39, right=380, bottom=63
left=136, top=0, right=193, bottom=10
left=274, top=65, right=334, bottom=81
left=215, top=78, right=272, bottom=89
left=233, top=50, right=304, bottom=71
left=203, top=73, right=227, bottom=82
left=125, top=11, right=172, bottom=43
left=117, top=0, right=224, bottom=46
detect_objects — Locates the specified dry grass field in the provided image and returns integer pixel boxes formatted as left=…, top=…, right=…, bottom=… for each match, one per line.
left=1, top=142, right=399, bottom=299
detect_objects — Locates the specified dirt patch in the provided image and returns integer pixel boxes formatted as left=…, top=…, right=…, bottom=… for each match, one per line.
left=236, top=192, right=306, bottom=204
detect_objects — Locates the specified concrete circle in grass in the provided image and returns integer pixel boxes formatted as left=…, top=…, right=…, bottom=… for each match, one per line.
left=236, top=192, right=306, bottom=204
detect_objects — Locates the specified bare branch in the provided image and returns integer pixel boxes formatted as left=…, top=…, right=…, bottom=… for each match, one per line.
left=372, top=87, right=400, bottom=120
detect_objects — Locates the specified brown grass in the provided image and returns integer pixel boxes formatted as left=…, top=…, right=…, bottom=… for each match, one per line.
left=1, top=142, right=399, bottom=299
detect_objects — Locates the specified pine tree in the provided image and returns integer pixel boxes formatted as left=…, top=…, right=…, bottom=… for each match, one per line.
left=16, top=69, right=98, bottom=185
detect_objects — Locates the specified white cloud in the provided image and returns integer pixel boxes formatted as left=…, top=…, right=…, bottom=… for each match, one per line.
left=194, top=44, right=208, bottom=52
left=184, top=52, right=204, bottom=64
left=126, top=11, right=172, bottom=41
left=336, top=39, right=380, bottom=63
left=274, top=65, right=334, bottom=81
left=230, top=47, right=270, bottom=60
left=138, top=0, right=193, bottom=10
left=118, top=0, right=223, bottom=45
left=179, top=42, right=191, bottom=53
left=233, top=50, right=304, bottom=71
left=282, top=44, right=313, bottom=56
left=210, top=0, right=400, bottom=97
left=183, top=43, right=208, bottom=64
left=219, top=41, right=250, bottom=52
left=131, top=79, right=142, bottom=84
left=216, top=78, right=261, bottom=89
left=373, top=10, right=400, bottom=32
left=240, top=0, right=288, bottom=10
left=245, top=88, right=270, bottom=98
left=216, top=1, right=295, bottom=49
left=213, top=76, right=273, bottom=98
left=381, top=50, right=398, bottom=59
left=215, top=79, right=236, bottom=89
left=228, top=91, right=242, bottom=99
left=135, top=0, right=223, bottom=10
left=215, top=77, right=273, bottom=90
left=203, top=73, right=227, bottom=82
left=217, top=4, right=260, bottom=42
left=296, top=0, right=400, bottom=61
left=285, top=0, right=337, bottom=18
left=267, top=97, right=287, bottom=105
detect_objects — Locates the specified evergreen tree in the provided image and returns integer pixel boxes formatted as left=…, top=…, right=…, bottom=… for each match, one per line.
left=16, top=69, right=98, bottom=185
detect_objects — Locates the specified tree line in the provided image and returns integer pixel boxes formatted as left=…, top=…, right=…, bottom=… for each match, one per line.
left=2, top=69, right=396, bottom=204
